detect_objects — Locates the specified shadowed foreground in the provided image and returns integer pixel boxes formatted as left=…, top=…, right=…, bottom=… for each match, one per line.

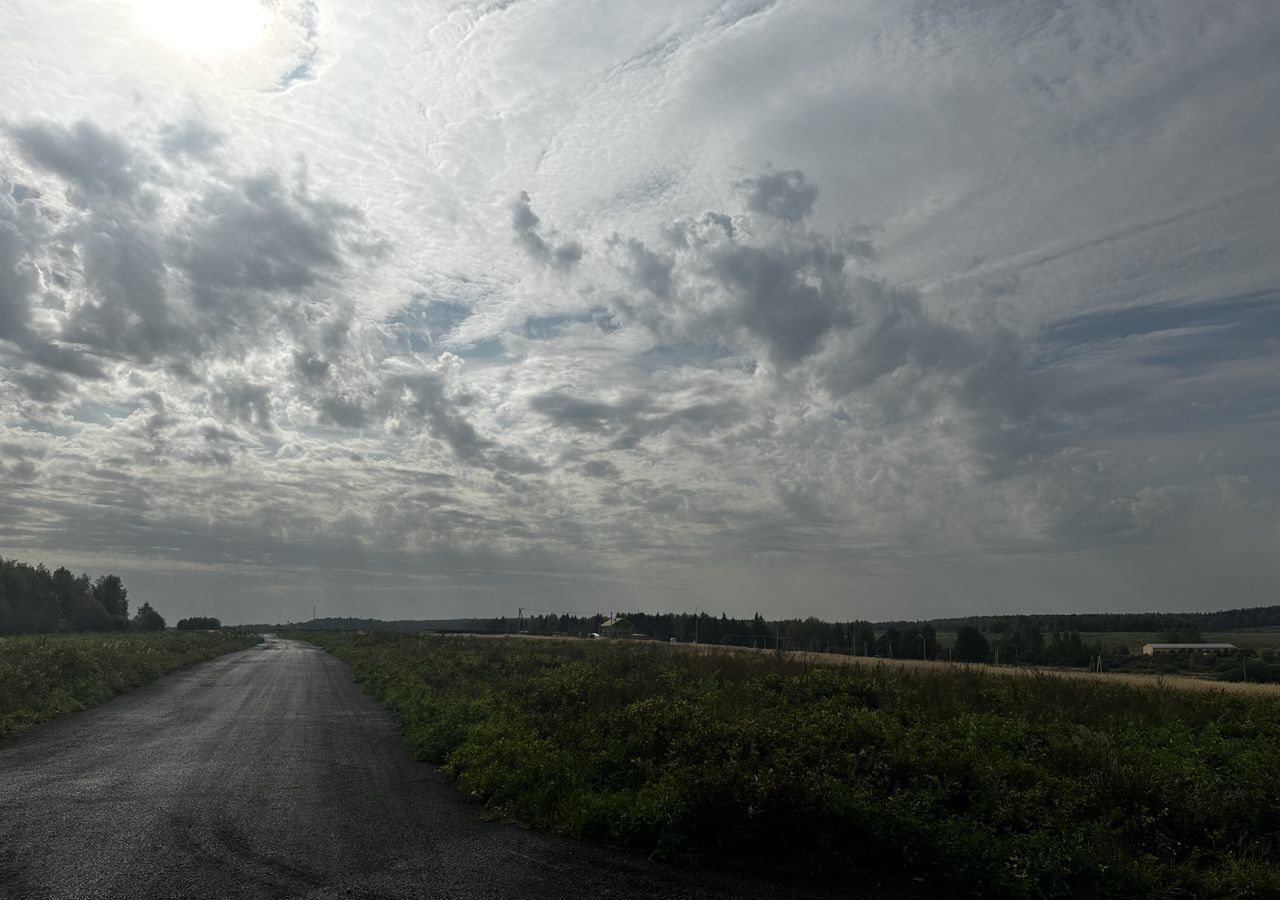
left=0, top=638, right=930, bottom=899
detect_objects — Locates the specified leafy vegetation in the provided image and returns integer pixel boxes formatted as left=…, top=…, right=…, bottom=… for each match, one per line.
left=0, top=631, right=260, bottom=740
left=131, top=601, right=166, bottom=631
left=305, top=633, right=1280, bottom=899
left=176, top=616, right=223, bottom=630
left=1, top=555, right=140, bottom=634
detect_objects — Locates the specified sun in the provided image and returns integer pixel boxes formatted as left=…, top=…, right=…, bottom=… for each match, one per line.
left=133, top=0, right=268, bottom=58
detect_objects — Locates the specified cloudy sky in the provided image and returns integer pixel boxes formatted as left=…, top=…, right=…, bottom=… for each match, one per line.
left=1, top=0, right=1278, bottom=624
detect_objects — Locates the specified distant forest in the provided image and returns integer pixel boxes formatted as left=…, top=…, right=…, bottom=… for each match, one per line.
left=273, top=604, right=1280, bottom=641
left=268, top=613, right=1096, bottom=665
left=265, top=603, right=1280, bottom=667
left=0, top=556, right=165, bottom=634
left=875, top=607, right=1280, bottom=633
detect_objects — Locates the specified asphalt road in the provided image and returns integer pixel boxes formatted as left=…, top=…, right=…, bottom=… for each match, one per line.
left=0, top=637, right=936, bottom=899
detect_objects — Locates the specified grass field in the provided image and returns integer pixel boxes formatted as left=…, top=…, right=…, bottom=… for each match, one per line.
left=718, top=643, right=1280, bottom=696
left=1115, top=630, right=1280, bottom=651
left=0, top=631, right=261, bottom=741
left=304, top=632, right=1280, bottom=899
left=929, top=629, right=1280, bottom=653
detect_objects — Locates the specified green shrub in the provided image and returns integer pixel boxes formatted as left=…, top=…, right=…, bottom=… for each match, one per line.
left=0, top=631, right=260, bottom=739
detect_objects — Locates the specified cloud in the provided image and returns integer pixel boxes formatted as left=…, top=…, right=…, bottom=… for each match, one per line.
left=386, top=371, right=488, bottom=461
left=1, top=119, right=383, bottom=377
left=319, top=395, right=368, bottom=429
left=309, top=359, right=492, bottom=464
left=529, top=392, right=648, bottom=434
left=179, top=172, right=359, bottom=302
left=213, top=379, right=274, bottom=431
left=735, top=169, right=818, bottom=222
left=511, top=191, right=583, bottom=271
left=63, top=209, right=176, bottom=360
left=708, top=238, right=849, bottom=367
left=530, top=389, right=743, bottom=450
left=160, top=120, right=224, bottom=161
left=9, top=368, right=75, bottom=403
left=1, top=0, right=1278, bottom=621
left=292, top=350, right=331, bottom=382
left=271, top=0, right=322, bottom=90
left=605, top=176, right=991, bottom=388
left=581, top=459, right=620, bottom=479
left=0, top=217, right=34, bottom=339
left=616, top=238, right=674, bottom=299
left=1, top=183, right=109, bottom=387
left=8, top=121, right=144, bottom=199
left=14, top=340, right=108, bottom=380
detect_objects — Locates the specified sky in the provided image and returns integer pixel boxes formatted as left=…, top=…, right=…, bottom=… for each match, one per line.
left=1, top=0, right=1278, bottom=624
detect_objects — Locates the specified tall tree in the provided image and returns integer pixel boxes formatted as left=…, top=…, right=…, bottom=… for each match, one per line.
left=953, top=625, right=991, bottom=663
left=132, top=601, right=166, bottom=631
left=922, top=624, right=941, bottom=660
left=852, top=621, right=876, bottom=655
left=874, top=627, right=903, bottom=658
left=93, top=574, right=129, bottom=625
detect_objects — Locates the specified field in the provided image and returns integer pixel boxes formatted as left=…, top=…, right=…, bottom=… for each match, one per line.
left=1025, top=630, right=1280, bottom=654
left=0, top=631, right=261, bottom=740
left=924, top=628, right=1280, bottom=682
left=733, top=644, right=1280, bottom=696
left=302, top=632, right=1280, bottom=899
left=928, top=629, right=1280, bottom=654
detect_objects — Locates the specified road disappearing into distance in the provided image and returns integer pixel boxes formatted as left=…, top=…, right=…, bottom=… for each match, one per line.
left=0, top=637, right=930, bottom=899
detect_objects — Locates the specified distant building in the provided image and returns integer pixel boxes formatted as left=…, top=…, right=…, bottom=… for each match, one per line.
left=1141, top=642, right=1236, bottom=655
left=599, top=616, right=633, bottom=639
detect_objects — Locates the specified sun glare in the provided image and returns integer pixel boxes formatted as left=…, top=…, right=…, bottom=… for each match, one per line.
left=133, top=0, right=267, bottom=58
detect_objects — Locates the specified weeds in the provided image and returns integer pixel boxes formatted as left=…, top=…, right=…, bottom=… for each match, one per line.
left=303, top=634, right=1280, bottom=899
left=0, top=631, right=261, bottom=740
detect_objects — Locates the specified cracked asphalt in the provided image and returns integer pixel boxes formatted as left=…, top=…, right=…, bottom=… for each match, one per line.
left=0, top=637, right=939, bottom=899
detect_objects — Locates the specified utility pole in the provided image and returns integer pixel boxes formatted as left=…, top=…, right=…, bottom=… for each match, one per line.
left=921, top=634, right=927, bottom=661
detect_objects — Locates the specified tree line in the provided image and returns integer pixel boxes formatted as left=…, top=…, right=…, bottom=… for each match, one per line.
left=0, top=555, right=165, bottom=634
left=502, top=612, right=1117, bottom=665
left=878, top=606, right=1280, bottom=634
left=273, top=611, right=1130, bottom=665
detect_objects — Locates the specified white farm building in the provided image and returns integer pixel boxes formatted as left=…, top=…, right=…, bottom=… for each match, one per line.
left=1141, top=642, right=1237, bottom=656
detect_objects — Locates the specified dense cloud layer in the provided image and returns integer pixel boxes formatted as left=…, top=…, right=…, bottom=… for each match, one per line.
left=1, top=0, right=1278, bottom=622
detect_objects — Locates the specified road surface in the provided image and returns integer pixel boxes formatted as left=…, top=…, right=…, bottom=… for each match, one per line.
left=0, top=637, right=936, bottom=899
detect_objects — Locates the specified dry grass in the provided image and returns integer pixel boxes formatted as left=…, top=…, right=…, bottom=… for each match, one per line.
left=411, top=629, right=1280, bottom=695
left=833, top=653, right=1280, bottom=694
left=665, top=638, right=1280, bottom=695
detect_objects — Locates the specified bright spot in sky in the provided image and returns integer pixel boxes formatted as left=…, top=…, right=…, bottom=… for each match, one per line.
left=133, top=0, right=267, bottom=58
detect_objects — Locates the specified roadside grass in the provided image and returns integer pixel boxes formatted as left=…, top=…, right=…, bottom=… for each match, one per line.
left=0, top=631, right=261, bottom=740
left=302, top=632, right=1280, bottom=899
